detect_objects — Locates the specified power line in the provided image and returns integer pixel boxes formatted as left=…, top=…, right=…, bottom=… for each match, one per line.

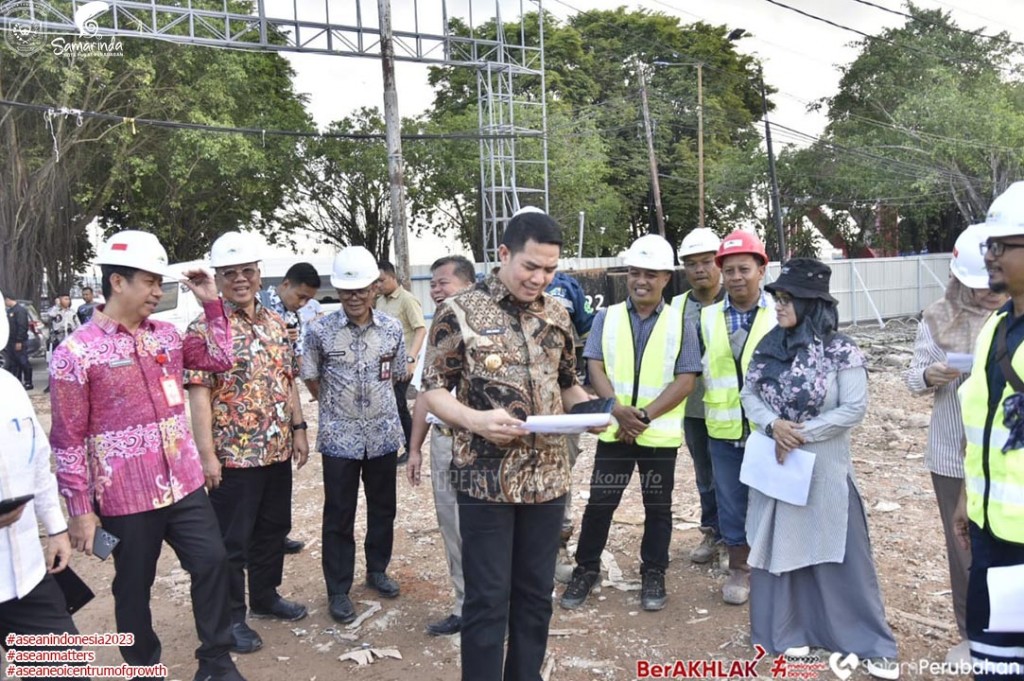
left=844, top=0, right=1024, bottom=47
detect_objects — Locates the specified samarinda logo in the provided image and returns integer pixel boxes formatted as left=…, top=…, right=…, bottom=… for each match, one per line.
left=1, top=0, right=123, bottom=57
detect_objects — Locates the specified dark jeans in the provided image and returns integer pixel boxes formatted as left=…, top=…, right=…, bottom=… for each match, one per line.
left=683, top=417, right=718, bottom=535
left=708, top=437, right=749, bottom=547
left=5, top=345, right=32, bottom=386
left=967, top=522, right=1024, bottom=680
left=575, top=440, right=677, bottom=574
left=394, top=379, right=412, bottom=451
left=100, top=489, right=234, bottom=674
left=0, top=575, right=85, bottom=681
left=321, top=452, right=397, bottom=596
left=458, top=492, right=564, bottom=681
left=209, top=460, right=292, bottom=621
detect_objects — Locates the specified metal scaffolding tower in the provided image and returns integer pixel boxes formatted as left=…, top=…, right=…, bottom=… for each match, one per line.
left=1, top=0, right=549, bottom=266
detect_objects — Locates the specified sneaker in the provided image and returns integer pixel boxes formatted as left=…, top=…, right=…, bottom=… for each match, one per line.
left=640, top=570, right=667, bottom=611
left=689, top=532, right=719, bottom=564
left=865, top=658, right=900, bottom=680
left=783, top=646, right=811, bottom=658
left=559, top=568, right=598, bottom=610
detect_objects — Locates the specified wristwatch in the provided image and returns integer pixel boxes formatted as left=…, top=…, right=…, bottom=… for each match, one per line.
left=407, top=355, right=416, bottom=364
left=638, top=408, right=651, bottom=424
left=765, top=421, right=775, bottom=438
left=291, top=422, right=308, bottom=431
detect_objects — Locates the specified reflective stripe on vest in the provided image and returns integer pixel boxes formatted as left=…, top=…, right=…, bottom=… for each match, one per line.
left=960, top=310, right=1024, bottom=543
left=598, top=302, right=685, bottom=448
left=701, top=301, right=776, bottom=441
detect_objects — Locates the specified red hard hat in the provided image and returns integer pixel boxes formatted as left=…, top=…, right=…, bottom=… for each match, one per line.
left=715, top=230, right=768, bottom=267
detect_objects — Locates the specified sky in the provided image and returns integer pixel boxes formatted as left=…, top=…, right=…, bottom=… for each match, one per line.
left=259, top=0, right=1024, bottom=263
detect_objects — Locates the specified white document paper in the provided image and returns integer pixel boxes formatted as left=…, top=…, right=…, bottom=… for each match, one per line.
left=523, top=413, right=612, bottom=434
left=946, top=352, right=974, bottom=373
left=986, top=564, right=1024, bottom=633
left=739, top=430, right=817, bottom=507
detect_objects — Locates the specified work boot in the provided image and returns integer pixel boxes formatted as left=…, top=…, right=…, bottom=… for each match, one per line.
left=722, top=544, right=751, bottom=605
left=559, top=567, right=598, bottom=610
left=640, top=570, right=667, bottom=611
left=689, top=529, right=720, bottom=564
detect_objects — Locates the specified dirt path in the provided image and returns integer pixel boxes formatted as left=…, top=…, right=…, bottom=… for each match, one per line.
left=32, top=328, right=968, bottom=680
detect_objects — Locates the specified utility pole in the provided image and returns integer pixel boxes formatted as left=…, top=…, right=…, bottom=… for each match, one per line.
left=759, top=69, right=786, bottom=260
left=696, top=62, right=705, bottom=228
left=378, top=0, right=410, bottom=285
left=637, top=62, right=666, bottom=237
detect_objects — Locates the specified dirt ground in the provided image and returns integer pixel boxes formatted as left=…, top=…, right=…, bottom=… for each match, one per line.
left=29, top=321, right=971, bottom=681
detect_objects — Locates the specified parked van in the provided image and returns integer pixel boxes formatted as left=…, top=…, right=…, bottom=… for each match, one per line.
left=151, top=257, right=339, bottom=332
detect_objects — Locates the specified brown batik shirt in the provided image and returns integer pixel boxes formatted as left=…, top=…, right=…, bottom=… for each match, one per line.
left=421, top=274, right=578, bottom=503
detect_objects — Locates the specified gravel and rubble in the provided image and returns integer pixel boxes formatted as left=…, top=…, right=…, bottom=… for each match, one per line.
left=31, top=323, right=969, bottom=680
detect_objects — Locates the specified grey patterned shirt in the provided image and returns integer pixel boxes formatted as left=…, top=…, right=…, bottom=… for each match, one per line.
left=301, top=309, right=406, bottom=459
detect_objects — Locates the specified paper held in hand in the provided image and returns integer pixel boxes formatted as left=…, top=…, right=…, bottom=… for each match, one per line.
left=985, top=564, right=1024, bottom=633
left=739, top=430, right=817, bottom=507
left=946, top=352, right=974, bottom=373
left=523, top=413, right=612, bottom=434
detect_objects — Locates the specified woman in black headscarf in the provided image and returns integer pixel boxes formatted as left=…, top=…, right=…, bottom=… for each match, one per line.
left=740, top=258, right=900, bottom=680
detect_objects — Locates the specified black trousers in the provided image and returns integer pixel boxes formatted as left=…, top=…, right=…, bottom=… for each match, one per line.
left=101, top=489, right=233, bottom=674
left=321, top=452, right=397, bottom=596
left=394, top=379, right=412, bottom=451
left=458, top=492, right=565, bottom=681
left=4, top=345, right=32, bottom=386
left=575, top=439, right=678, bottom=574
left=0, top=574, right=85, bottom=681
left=209, top=460, right=292, bottom=621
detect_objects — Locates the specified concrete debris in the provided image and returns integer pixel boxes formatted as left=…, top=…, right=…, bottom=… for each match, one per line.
left=346, top=600, right=382, bottom=629
left=874, top=501, right=902, bottom=513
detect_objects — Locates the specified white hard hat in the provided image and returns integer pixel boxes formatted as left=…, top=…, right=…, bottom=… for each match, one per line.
left=209, top=231, right=261, bottom=268
left=985, top=182, right=1024, bottom=239
left=0, top=288, right=8, bottom=349
left=331, top=246, right=379, bottom=290
left=622, top=234, right=675, bottom=271
left=95, top=230, right=177, bottom=279
left=951, top=224, right=990, bottom=289
left=678, top=228, right=722, bottom=259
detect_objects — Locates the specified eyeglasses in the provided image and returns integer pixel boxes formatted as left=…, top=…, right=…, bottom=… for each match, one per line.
left=774, top=293, right=794, bottom=306
left=339, top=287, right=373, bottom=299
left=216, top=266, right=259, bottom=281
left=980, top=241, right=1024, bottom=257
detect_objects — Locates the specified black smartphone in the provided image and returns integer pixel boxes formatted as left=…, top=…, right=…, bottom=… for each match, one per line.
left=52, top=565, right=95, bottom=614
left=569, top=397, right=615, bottom=415
left=0, top=494, right=34, bottom=515
left=92, top=527, right=120, bottom=560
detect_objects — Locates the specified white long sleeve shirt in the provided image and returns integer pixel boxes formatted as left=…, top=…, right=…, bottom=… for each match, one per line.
left=0, top=370, right=67, bottom=601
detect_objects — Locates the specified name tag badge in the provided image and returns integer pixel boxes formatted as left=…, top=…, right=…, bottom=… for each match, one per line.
left=108, top=358, right=133, bottom=368
left=161, top=375, right=184, bottom=407
left=379, top=354, right=394, bottom=381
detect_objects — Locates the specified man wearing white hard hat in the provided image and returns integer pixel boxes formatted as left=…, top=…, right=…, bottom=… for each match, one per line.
left=49, top=230, right=247, bottom=681
left=185, top=232, right=310, bottom=656
left=0, top=284, right=83, bottom=680
left=560, top=234, right=701, bottom=613
left=419, top=207, right=599, bottom=680
left=903, top=224, right=1005, bottom=666
left=671, top=227, right=726, bottom=566
left=954, top=182, right=1024, bottom=680
left=301, top=245, right=406, bottom=625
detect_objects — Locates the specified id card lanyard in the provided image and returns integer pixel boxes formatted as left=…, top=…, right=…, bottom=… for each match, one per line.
left=155, top=348, right=184, bottom=407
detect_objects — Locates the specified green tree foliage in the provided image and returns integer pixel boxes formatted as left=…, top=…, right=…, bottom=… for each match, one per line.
left=0, top=0, right=311, bottom=300
left=803, top=3, right=1024, bottom=253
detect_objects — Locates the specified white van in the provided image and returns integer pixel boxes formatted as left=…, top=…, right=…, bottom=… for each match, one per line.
left=151, top=257, right=339, bottom=333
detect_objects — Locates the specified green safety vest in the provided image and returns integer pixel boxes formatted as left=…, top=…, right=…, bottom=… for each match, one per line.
left=670, top=291, right=691, bottom=412
left=598, top=302, right=685, bottom=448
left=700, top=301, right=776, bottom=441
left=959, top=311, right=1024, bottom=543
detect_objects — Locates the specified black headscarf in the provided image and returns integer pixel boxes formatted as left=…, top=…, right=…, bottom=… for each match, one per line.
left=745, top=297, right=866, bottom=423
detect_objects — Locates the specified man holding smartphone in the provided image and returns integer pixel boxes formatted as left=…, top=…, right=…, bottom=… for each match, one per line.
left=0, top=286, right=82, bottom=679
left=560, top=234, right=700, bottom=613
left=49, top=231, right=245, bottom=681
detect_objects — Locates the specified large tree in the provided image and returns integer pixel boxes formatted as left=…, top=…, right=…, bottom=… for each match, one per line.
left=0, top=0, right=311, bottom=300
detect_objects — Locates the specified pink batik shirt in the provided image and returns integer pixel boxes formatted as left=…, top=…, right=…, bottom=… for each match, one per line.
left=49, top=301, right=234, bottom=517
